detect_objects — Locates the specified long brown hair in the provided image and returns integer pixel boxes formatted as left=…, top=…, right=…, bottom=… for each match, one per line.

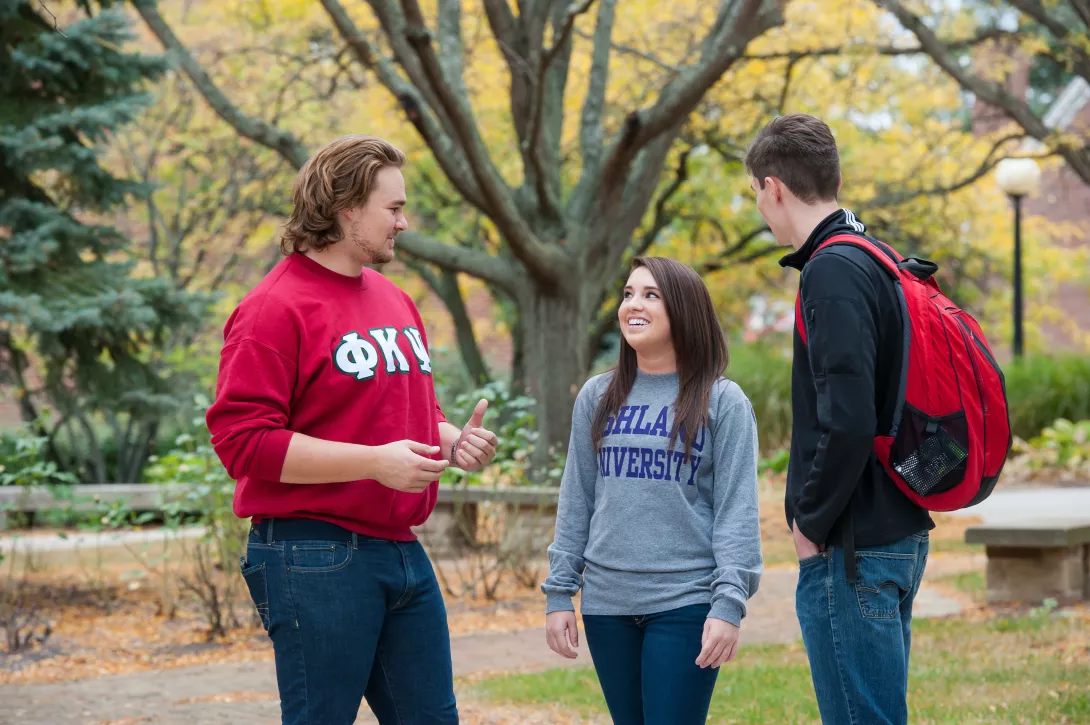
left=280, top=134, right=405, bottom=255
left=590, top=257, right=729, bottom=461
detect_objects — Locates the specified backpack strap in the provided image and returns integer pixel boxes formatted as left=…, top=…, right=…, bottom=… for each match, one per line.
left=814, top=233, right=903, bottom=279
left=794, top=233, right=901, bottom=346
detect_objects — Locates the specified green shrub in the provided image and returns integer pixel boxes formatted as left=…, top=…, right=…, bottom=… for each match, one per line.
left=726, top=340, right=793, bottom=452
left=438, top=379, right=565, bottom=487
left=1013, top=418, right=1090, bottom=478
left=1003, top=355, right=1090, bottom=440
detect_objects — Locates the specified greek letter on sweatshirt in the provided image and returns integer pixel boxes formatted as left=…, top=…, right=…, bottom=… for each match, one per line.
left=541, top=370, right=763, bottom=626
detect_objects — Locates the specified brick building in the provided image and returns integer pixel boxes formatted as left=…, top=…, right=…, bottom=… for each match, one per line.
left=974, top=73, right=1090, bottom=351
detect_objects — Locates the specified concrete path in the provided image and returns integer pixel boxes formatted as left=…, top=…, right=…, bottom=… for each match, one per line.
left=0, top=567, right=964, bottom=725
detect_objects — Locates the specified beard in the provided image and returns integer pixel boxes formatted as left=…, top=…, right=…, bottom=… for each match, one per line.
left=349, top=219, right=394, bottom=265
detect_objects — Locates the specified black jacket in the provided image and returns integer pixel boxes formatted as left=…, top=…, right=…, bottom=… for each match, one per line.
left=780, top=209, right=933, bottom=549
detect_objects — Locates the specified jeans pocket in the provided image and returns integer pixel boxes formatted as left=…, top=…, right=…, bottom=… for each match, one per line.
left=853, top=552, right=916, bottom=619
left=289, top=542, right=353, bottom=573
left=799, top=551, right=828, bottom=567
left=240, top=558, right=271, bottom=631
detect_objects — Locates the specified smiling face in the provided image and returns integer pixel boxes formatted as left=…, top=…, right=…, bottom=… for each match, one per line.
left=340, top=165, right=409, bottom=265
left=619, top=265, right=672, bottom=356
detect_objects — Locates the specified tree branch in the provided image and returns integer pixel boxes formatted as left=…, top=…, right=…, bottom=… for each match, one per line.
left=1071, top=0, right=1090, bottom=28
left=527, top=0, right=595, bottom=164
left=523, top=0, right=594, bottom=220
left=571, top=27, right=679, bottom=72
left=601, top=0, right=783, bottom=174
left=320, top=0, right=488, bottom=210
left=876, top=0, right=1090, bottom=185
left=693, top=224, right=775, bottom=274
left=584, top=145, right=692, bottom=359
left=569, top=0, right=618, bottom=221
left=600, top=129, right=682, bottom=265
left=741, top=26, right=1018, bottom=60
left=395, top=231, right=520, bottom=294
left=401, top=259, right=491, bottom=383
left=1005, top=0, right=1090, bottom=79
left=131, top=0, right=308, bottom=169
left=581, top=0, right=782, bottom=256
left=397, top=0, right=567, bottom=283
left=865, top=133, right=1032, bottom=207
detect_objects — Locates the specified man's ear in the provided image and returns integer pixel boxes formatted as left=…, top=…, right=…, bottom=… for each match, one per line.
left=836, top=174, right=843, bottom=197
left=765, top=176, right=783, bottom=203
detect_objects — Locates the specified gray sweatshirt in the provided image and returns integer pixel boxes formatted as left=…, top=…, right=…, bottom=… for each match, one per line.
left=541, top=370, right=763, bottom=626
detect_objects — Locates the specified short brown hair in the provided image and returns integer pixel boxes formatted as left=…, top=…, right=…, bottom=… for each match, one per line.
left=744, top=114, right=840, bottom=204
left=280, top=134, right=406, bottom=255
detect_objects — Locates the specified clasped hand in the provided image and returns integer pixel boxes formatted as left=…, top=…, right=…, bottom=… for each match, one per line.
left=373, top=398, right=499, bottom=492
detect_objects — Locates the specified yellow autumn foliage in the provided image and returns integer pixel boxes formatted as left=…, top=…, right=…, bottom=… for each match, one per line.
left=116, top=0, right=1088, bottom=363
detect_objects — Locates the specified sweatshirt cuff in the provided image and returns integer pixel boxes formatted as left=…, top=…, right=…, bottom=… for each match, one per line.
left=545, top=593, right=575, bottom=614
left=252, top=429, right=294, bottom=481
left=709, top=597, right=745, bottom=627
left=795, top=516, right=827, bottom=548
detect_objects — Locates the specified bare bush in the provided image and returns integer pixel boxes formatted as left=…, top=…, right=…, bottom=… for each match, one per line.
left=0, top=549, right=53, bottom=653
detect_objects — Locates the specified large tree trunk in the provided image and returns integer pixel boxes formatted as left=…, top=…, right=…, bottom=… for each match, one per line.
left=519, top=287, right=593, bottom=476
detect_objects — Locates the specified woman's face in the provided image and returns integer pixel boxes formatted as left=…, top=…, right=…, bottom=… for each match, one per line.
left=618, top=266, right=672, bottom=355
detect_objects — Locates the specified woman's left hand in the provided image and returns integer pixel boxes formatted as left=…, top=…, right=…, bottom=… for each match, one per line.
left=696, top=617, right=739, bottom=669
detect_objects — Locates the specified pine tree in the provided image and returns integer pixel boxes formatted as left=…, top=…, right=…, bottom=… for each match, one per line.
left=0, top=1, right=210, bottom=482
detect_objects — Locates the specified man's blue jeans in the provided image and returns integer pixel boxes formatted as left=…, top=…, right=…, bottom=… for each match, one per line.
left=239, top=519, right=458, bottom=725
left=796, top=530, right=930, bottom=725
left=582, top=603, right=721, bottom=725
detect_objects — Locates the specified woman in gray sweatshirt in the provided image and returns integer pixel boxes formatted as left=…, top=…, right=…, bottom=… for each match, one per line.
left=542, top=256, right=763, bottom=724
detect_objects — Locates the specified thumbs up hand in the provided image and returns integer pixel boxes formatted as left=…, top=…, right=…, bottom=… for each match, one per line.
left=453, top=398, right=499, bottom=472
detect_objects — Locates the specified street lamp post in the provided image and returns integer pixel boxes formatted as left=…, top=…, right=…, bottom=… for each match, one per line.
left=995, top=158, right=1041, bottom=358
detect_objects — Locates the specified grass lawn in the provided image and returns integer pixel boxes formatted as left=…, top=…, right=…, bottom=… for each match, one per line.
left=468, top=610, right=1089, bottom=724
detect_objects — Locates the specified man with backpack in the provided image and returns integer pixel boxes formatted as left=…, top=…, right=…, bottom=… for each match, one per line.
left=744, top=114, right=1010, bottom=724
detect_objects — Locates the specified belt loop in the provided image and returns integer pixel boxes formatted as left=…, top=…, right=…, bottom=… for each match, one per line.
left=351, top=532, right=358, bottom=550
left=266, top=518, right=275, bottom=545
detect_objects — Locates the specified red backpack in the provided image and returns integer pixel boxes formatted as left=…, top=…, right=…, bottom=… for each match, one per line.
left=796, top=234, right=1012, bottom=511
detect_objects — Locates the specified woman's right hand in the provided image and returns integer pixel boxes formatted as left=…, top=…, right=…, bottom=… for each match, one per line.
left=545, top=611, right=580, bottom=659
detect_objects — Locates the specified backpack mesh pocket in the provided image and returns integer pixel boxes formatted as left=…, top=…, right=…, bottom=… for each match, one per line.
left=890, top=408, right=969, bottom=497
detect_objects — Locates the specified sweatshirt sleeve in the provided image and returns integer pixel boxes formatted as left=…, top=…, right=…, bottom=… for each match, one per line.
left=708, top=382, right=764, bottom=626
left=794, top=252, right=879, bottom=545
left=205, top=338, right=297, bottom=482
left=540, top=378, right=600, bottom=614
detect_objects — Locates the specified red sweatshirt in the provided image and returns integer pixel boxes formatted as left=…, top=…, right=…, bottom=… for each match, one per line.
left=205, top=252, right=446, bottom=540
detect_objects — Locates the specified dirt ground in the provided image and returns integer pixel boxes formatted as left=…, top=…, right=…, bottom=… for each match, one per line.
left=0, top=474, right=990, bottom=724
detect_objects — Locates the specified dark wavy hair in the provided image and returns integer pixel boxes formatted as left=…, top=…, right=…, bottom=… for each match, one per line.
left=280, top=134, right=405, bottom=255
left=590, top=257, right=729, bottom=461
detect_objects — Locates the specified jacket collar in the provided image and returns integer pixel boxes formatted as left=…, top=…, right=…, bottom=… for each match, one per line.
left=779, top=208, right=867, bottom=271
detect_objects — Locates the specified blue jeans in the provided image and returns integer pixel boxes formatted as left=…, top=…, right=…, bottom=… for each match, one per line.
left=582, top=603, right=720, bottom=725
left=239, top=520, right=458, bottom=725
left=796, top=531, right=929, bottom=725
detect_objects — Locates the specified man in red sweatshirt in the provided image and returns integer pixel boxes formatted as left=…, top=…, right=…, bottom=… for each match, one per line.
left=206, top=134, right=498, bottom=725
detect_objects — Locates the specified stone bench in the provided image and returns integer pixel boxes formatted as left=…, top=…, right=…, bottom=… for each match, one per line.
left=965, top=519, right=1090, bottom=605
